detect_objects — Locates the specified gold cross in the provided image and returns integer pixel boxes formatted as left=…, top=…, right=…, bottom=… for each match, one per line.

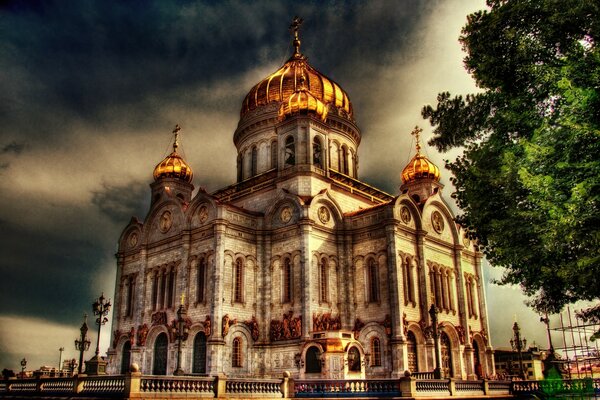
left=290, top=16, right=304, bottom=56
left=172, top=124, right=181, bottom=152
left=411, top=126, right=423, bottom=155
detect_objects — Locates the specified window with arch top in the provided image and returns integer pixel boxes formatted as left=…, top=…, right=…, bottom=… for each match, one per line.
left=251, top=146, right=258, bottom=176
left=285, top=136, right=295, bottom=166
left=283, top=258, right=292, bottom=303
left=313, top=137, right=323, bottom=169
left=234, top=259, right=243, bottom=303
left=407, top=331, right=418, bottom=372
left=371, top=337, right=382, bottom=367
left=270, top=141, right=278, bottom=169
left=319, top=258, right=328, bottom=303
left=232, top=337, right=242, bottom=368
left=367, top=258, right=379, bottom=303
left=197, top=257, right=206, bottom=303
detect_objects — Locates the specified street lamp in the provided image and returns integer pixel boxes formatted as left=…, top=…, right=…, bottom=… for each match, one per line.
left=74, top=314, right=91, bottom=374
left=172, top=297, right=189, bottom=375
left=20, top=358, right=27, bottom=377
left=92, top=293, right=111, bottom=358
left=510, top=321, right=527, bottom=380
left=429, top=303, right=442, bottom=379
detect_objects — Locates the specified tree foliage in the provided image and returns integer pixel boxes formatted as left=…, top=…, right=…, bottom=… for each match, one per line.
left=422, top=0, right=599, bottom=313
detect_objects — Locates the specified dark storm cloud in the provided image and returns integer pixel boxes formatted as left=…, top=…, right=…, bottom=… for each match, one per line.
left=1, top=141, right=26, bottom=154
left=92, top=180, right=150, bottom=224
left=0, top=0, right=432, bottom=140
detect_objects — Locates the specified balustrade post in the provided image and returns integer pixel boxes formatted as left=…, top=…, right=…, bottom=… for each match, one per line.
left=399, top=376, right=416, bottom=397
left=124, top=372, right=142, bottom=398
left=74, top=374, right=86, bottom=394
left=215, top=373, right=227, bottom=398
left=448, top=378, right=456, bottom=396
left=482, top=378, right=489, bottom=395
left=281, top=371, right=294, bottom=398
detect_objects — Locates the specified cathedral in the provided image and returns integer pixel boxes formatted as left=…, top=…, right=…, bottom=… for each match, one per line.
left=107, top=20, right=495, bottom=380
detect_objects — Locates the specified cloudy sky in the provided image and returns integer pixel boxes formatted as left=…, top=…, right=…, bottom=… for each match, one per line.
left=0, top=0, right=570, bottom=372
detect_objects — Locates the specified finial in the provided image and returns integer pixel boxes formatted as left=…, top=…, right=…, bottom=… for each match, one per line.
left=411, top=126, right=423, bottom=155
left=180, top=293, right=185, bottom=306
left=172, top=124, right=181, bottom=152
left=290, top=16, right=304, bottom=57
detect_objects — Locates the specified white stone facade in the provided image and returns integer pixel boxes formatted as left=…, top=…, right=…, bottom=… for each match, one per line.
left=107, top=51, right=494, bottom=380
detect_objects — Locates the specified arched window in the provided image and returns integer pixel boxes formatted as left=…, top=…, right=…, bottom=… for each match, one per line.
left=403, top=258, right=415, bottom=305
left=285, top=136, right=295, bottom=166
left=237, top=154, right=243, bottom=182
left=473, top=340, right=482, bottom=379
left=283, top=258, right=292, bottom=303
left=367, top=258, right=379, bottom=303
left=305, top=346, right=322, bottom=373
left=232, top=337, right=242, bottom=368
left=125, top=275, right=135, bottom=317
left=234, top=259, right=243, bottom=303
left=153, top=333, right=168, bottom=375
left=152, top=272, right=159, bottom=310
left=371, top=338, right=382, bottom=367
left=341, top=145, right=348, bottom=174
left=167, top=268, right=175, bottom=308
left=270, top=141, right=278, bottom=169
left=313, top=137, right=323, bottom=169
left=160, top=271, right=167, bottom=309
left=319, top=258, right=328, bottom=303
left=440, top=331, right=453, bottom=377
left=193, top=332, right=207, bottom=373
left=251, top=146, right=258, bottom=176
left=120, top=341, right=131, bottom=374
left=197, top=257, right=206, bottom=303
left=348, top=347, right=361, bottom=372
left=406, top=331, right=418, bottom=372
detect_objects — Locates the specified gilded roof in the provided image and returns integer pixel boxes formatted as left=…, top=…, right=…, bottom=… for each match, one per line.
left=401, top=126, right=441, bottom=184
left=240, top=19, right=353, bottom=121
left=153, top=125, right=193, bottom=183
left=278, top=75, right=328, bottom=121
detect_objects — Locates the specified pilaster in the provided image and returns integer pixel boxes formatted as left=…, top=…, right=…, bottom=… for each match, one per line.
left=300, top=220, right=312, bottom=338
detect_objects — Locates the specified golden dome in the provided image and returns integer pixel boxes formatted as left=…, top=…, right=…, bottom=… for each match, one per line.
left=401, top=126, right=441, bottom=184
left=278, top=75, right=328, bottom=121
left=240, top=18, right=353, bottom=121
left=153, top=125, right=193, bottom=183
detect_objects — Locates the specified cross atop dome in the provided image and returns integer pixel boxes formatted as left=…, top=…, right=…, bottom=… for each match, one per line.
left=411, top=125, right=423, bottom=155
left=290, top=16, right=304, bottom=58
left=172, top=124, right=181, bottom=152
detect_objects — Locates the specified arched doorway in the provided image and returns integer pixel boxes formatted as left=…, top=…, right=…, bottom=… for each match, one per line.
left=120, top=341, right=131, bottom=374
left=473, top=340, right=482, bottom=378
left=193, top=332, right=207, bottom=374
left=440, top=332, right=453, bottom=378
left=153, top=333, right=168, bottom=375
left=406, top=331, right=419, bottom=372
left=348, top=346, right=361, bottom=372
left=305, top=346, right=322, bottom=374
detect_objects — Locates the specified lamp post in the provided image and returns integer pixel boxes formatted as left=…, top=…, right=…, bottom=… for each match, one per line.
left=20, top=358, right=27, bottom=377
left=172, top=297, right=188, bottom=376
left=92, top=293, right=111, bottom=358
left=510, top=321, right=527, bottom=380
left=74, top=314, right=91, bottom=374
left=429, top=303, right=442, bottom=379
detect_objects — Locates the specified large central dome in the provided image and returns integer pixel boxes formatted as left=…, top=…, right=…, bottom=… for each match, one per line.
left=240, top=42, right=353, bottom=122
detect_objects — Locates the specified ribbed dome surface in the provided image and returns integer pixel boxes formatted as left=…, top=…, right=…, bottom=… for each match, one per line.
left=278, top=76, right=328, bottom=121
left=153, top=125, right=193, bottom=183
left=241, top=55, right=353, bottom=121
left=401, top=153, right=441, bottom=184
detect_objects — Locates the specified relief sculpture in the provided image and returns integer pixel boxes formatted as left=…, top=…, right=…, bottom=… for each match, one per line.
left=313, top=312, right=341, bottom=331
left=270, top=311, right=301, bottom=341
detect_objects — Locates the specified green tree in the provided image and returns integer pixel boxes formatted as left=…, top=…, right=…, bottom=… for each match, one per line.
left=422, top=0, right=599, bottom=313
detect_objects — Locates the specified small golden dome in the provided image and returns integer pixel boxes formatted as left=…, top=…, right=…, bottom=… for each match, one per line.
left=401, top=126, right=441, bottom=184
left=153, top=125, right=193, bottom=183
left=278, top=75, right=328, bottom=121
left=240, top=18, right=352, bottom=121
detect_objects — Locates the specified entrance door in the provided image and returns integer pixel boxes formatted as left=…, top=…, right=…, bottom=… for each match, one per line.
left=193, top=332, right=207, bottom=373
left=440, top=332, right=453, bottom=377
left=473, top=340, right=482, bottom=378
left=120, top=341, right=131, bottom=374
left=153, top=333, right=168, bottom=375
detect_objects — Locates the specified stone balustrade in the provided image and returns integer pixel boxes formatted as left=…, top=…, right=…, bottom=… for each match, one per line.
left=0, top=373, right=519, bottom=399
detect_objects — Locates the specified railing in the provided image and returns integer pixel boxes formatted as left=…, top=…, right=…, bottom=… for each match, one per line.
left=294, top=379, right=400, bottom=397
left=0, top=373, right=518, bottom=398
left=512, top=377, right=600, bottom=398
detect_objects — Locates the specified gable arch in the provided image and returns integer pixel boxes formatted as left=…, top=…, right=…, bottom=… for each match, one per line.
left=186, top=193, right=219, bottom=227
left=311, top=190, right=344, bottom=225
left=118, top=217, right=144, bottom=252
left=423, top=195, right=460, bottom=244
left=394, top=195, right=422, bottom=230
left=264, top=193, right=304, bottom=228
left=142, top=200, right=187, bottom=244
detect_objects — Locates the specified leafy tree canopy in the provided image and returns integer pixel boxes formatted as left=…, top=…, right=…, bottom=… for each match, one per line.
left=422, top=0, right=599, bottom=313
